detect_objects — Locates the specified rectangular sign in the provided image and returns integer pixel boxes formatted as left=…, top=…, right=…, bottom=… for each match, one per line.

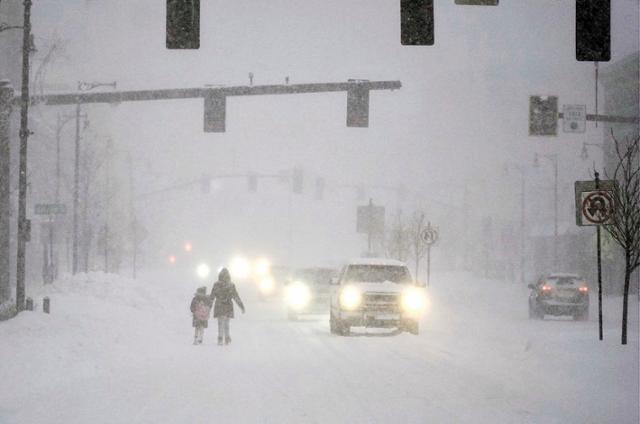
left=357, top=204, right=385, bottom=234
left=574, top=180, right=616, bottom=226
left=34, top=203, right=67, bottom=215
left=563, top=104, right=586, bottom=133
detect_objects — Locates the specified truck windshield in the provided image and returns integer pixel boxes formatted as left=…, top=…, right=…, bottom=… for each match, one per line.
left=344, top=265, right=412, bottom=284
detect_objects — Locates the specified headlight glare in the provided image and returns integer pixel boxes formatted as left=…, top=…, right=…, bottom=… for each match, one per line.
left=286, top=282, right=311, bottom=310
left=340, top=286, right=362, bottom=310
left=402, top=287, right=426, bottom=313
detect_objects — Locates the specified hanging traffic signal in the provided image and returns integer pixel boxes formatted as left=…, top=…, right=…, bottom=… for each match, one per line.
left=204, top=92, right=226, bottom=133
left=248, top=175, right=258, bottom=192
left=529, top=96, right=558, bottom=136
left=166, top=0, right=200, bottom=49
left=315, top=178, right=325, bottom=200
left=576, top=0, right=610, bottom=62
left=200, top=174, right=211, bottom=193
left=346, top=84, right=370, bottom=128
left=400, top=0, right=434, bottom=46
left=292, top=168, right=304, bottom=194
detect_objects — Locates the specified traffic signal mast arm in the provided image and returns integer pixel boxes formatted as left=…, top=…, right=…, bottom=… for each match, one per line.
left=558, top=112, right=639, bottom=125
left=24, top=81, right=402, bottom=106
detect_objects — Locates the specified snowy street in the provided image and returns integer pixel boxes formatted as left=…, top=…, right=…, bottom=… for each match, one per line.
left=1, top=271, right=637, bottom=424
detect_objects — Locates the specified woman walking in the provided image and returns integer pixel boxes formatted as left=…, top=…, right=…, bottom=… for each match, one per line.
left=210, top=268, right=245, bottom=345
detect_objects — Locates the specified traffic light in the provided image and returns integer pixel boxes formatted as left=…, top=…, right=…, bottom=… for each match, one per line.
left=292, top=168, right=304, bottom=194
left=200, top=174, right=211, bottom=194
left=204, top=92, right=226, bottom=132
left=346, top=84, right=369, bottom=128
left=315, top=178, right=325, bottom=200
left=248, top=175, right=258, bottom=192
left=400, top=0, right=434, bottom=46
left=455, top=0, right=498, bottom=4
left=529, top=96, right=558, bottom=136
left=576, top=0, right=610, bottom=62
left=166, top=0, right=200, bottom=49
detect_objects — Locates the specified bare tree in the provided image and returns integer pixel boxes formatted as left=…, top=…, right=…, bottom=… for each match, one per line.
left=603, top=133, right=640, bottom=345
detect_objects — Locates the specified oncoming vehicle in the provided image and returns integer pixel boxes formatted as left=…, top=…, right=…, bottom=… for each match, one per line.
left=285, top=267, right=336, bottom=320
left=329, top=259, right=426, bottom=336
left=528, top=273, right=590, bottom=321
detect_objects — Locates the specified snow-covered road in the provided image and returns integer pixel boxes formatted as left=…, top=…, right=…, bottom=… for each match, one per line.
left=1, top=271, right=638, bottom=423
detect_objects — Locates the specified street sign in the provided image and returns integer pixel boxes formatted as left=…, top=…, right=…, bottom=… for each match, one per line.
left=562, top=104, right=586, bottom=133
left=421, top=227, right=438, bottom=245
left=357, top=201, right=385, bottom=234
left=581, top=191, right=614, bottom=225
left=529, top=95, right=558, bottom=136
left=574, top=180, right=616, bottom=226
left=34, top=203, right=67, bottom=215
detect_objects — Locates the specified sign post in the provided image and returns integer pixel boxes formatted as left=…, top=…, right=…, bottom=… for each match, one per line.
left=34, top=203, right=67, bottom=284
left=357, top=199, right=385, bottom=257
left=421, top=222, right=439, bottom=286
left=575, top=175, right=616, bottom=340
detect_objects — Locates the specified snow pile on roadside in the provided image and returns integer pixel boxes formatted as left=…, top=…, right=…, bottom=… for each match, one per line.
left=0, top=272, right=186, bottom=405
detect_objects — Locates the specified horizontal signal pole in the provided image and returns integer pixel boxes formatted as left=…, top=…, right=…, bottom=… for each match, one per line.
left=558, top=112, right=639, bottom=125
left=22, top=81, right=402, bottom=107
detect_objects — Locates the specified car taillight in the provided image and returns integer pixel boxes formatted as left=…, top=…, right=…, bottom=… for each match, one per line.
left=579, top=286, right=588, bottom=293
left=541, top=285, right=552, bottom=292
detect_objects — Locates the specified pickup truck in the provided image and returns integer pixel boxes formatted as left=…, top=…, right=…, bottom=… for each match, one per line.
left=329, top=259, right=425, bottom=336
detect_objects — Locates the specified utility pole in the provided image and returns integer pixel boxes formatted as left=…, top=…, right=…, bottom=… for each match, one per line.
left=127, top=153, right=137, bottom=279
left=16, top=0, right=33, bottom=311
left=103, top=138, right=111, bottom=273
left=0, top=81, right=13, bottom=304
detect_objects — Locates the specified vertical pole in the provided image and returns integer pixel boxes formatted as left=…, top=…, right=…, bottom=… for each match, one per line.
left=553, top=157, right=558, bottom=269
left=16, top=0, right=33, bottom=311
left=0, top=81, right=14, bottom=304
left=594, top=62, right=599, bottom=128
left=520, top=172, right=526, bottom=284
left=426, top=245, right=431, bottom=287
left=72, top=101, right=80, bottom=274
left=595, top=171, right=603, bottom=340
left=48, top=214, right=53, bottom=283
left=104, top=139, right=110, bottom=273
left=127, top=154, right=137, bottom=279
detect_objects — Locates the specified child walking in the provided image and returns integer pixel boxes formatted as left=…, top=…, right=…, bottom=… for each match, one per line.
left=190, top=286, right=212, bottom=345
left=210, top=268, right=245, bottom=345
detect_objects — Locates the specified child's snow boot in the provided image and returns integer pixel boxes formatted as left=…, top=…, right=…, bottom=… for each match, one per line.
left=217, top=337, right=223, bottom=346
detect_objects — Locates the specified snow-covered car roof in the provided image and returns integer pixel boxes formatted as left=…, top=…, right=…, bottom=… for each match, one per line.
left=547, top=273, right=582, bottom=279
left=345, top=258, right=408, bottom=267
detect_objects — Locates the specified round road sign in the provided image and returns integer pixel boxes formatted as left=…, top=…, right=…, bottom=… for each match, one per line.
left=581, top=191, right=614, bottom=225
left=421, top=228, right=439, bottom=245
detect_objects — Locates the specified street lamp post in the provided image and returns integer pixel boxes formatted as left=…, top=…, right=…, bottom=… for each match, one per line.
left=72, top=81, right=116, bottom=274
left=505, top=164, right=527, bottom=284
left=534, top=153, right=559, bottom=269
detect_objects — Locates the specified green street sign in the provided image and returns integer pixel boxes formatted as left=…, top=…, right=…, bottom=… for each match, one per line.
left=34, top=203, right=67, bottom=215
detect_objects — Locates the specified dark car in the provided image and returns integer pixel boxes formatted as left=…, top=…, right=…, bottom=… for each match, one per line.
left=284, top=267, right=336, bottom=320
left=528, top=273, right=590, bottom=320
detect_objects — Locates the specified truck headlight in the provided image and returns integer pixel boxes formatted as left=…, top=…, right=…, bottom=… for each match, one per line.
left=340, top=286, right=362, bottom=310
left=286, top=282, right=311, bottom=310
left=402, top=287, right=426, bottom=313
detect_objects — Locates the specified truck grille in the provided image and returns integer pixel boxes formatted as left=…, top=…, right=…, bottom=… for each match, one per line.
left=363, top=293, right=400, bottom=312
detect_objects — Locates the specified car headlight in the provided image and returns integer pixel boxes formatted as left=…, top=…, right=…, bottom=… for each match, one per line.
left=259, top=277, right=275, bottom=294
left=254, top=258, right=271, bottom=278
left=196, top=263, right=211, bottom=279
left=286, top=282, right=311, bottom=310
left=340, top=286, right=362, bottom=310
left=401, top=287, right=426, bottom=313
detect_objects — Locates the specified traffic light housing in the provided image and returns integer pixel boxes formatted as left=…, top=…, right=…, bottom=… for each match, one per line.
left=204, top=91, right=226, bottom=133
left=346, top=84, right=370, bottom=128
left=315, top=178, right=325, bottom=200
left=166, top=0, right=200, bottom=49
left=200, top=174, right=211, bottom=194
left=529, top=96, right=558, bottom=136
left=292, top=168, right=304, bottom=194
left=248, top=175, right=258, bottom=192
left=576, top=0, right=610, bottom=62
left=400, top=0, right=434, bottom=46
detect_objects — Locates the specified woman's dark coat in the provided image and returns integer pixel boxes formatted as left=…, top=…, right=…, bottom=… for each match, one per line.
left=210, top=274, right=245, bottom=319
